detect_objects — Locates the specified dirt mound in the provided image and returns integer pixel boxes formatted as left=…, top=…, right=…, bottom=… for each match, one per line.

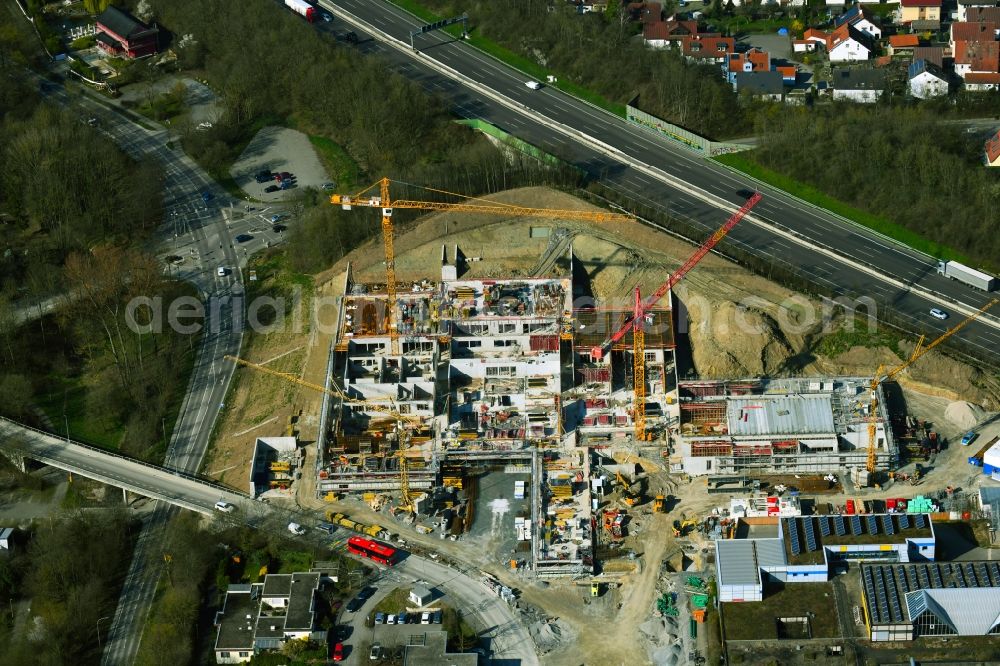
left=679, top=287, right=797, bottom=377
left=944, top=401, right=986, bottom=429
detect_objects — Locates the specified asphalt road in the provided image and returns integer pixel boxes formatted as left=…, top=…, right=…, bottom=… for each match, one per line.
left=317, top=0, right=1000, bottom=363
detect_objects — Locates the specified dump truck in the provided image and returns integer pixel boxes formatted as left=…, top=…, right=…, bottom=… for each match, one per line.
left=284, top=0, right=316, bottom=22
left=937, top=261, right=997, bottom=292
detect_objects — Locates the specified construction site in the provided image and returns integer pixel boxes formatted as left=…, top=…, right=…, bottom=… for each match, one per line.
left=206, top=179, right=1000, bottom=665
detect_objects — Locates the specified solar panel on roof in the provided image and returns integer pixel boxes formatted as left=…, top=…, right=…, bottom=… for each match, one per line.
left=866, top=515, right=879, bottom=535
left=897, top=514, right=910, bottom=530
left=820, top=517, right=832, bottom=537
left=851, top=515, right=863, bottom=535
left=788, top=520, right=802, bottom=555
left=915, top=514, right=927, bottom=528
left=882, top=514, right=895, bottom=535
left=834, top=515, right=847, bottom=536
left=803, top=518, right=818, bottom=551
left=991, top=563, right=1000, bottom=586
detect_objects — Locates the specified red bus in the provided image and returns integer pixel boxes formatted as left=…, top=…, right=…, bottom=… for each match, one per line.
left=346, top=536, right=397, bottom=565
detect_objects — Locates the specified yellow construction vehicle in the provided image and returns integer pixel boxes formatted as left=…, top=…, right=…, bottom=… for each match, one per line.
left=615, top=470, right=642, bottom=506
left=672, top=519, right=697, bottom=537
left=653, top=495, right=666, bottom=513
left=864, top=298, right=998, bottom=477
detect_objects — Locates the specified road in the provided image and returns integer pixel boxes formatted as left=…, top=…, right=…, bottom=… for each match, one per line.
left=0, top=417, right=540, bottom=666
left=318, top=0, right=1000, bottom=363
left=33, top=74, right=250, bottom=666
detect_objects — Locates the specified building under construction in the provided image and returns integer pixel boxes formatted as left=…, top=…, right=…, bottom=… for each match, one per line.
left=672, top=377, right=897, bottom=476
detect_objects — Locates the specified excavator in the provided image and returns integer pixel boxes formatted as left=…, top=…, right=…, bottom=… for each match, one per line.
left=672, top=519, right=697, bottom=538
left=615, top=470, right=642, bottom=507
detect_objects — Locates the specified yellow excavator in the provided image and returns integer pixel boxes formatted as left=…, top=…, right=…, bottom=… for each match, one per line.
left=615, top=470, right=642, bottom=506
left=672, top=519, right=698, bottom=537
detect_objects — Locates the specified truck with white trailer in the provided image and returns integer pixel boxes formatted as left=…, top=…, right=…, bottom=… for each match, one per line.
left=284, top=0, right=316, bottom=22
left=937, top=261, right=997, bottom=292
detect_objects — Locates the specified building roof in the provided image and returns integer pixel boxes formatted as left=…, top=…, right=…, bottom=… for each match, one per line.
left=831, top=67, right=887, bottom=90
left=717, top=540, right=760, bottom=585
left=952, top=20, right=999, bottom=43
left=913, top=46, right=945, bottom=67
left=967, top=7, right=1000, bottom=22
left=728, top=394, right=835, bottom=437
left=965, top=72, right=1000, bottom=83
left=783, top=514, right=934, bottom=564
left=955, top=39, right=1000, bottom=71
left=96, top=6, right=157, bottom=39
left=728, top=48, right=771, bottom=73
left=215, top=588, right=260, bottom=651
left=909, top=58, right=947, bottom=80
left=889, top=34, right=920, bottom=48
left=775, top=65, right=797, bottom=80
left=835, top=5, right=878, bottom=28
left=284, top=572, right=320, bottom=631
left=735, top=70, right=785, bottom=96
left=863, top=562, right=1000, bottom=629
left=262, top=574, right=293, bottom=597
left=642, top=18, right=698, bottom=41
left=803, top=28, right=829, bottom=43
left=681, top=34, right=734, bottom=59
left=404, top=631, right=478, bottom=666
left=980, top=484, right=1000, bottom=509
left=829, top=23, right=874, bottom=52
left=901, top=0, right=940, bottom=6
left=411, top=584, right=434, bottom=600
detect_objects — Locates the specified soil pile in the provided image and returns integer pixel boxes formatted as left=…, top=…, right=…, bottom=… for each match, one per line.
left=944, top=401, right=986, bottom=429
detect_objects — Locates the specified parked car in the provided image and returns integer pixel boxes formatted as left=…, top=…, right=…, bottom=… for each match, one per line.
left=316, top=522, right=336, bottom=534
left=254, top=170, right=272, bottom=183
left=374, top=612, right=385, bottom=625
left=275, top=171, right=293, bottom=182
left=323, top=12, right=333, bottom=21
left=287, top=522, right=306, bottom=535
left=420, top=611, right=431, bottom=625
left=235, top=234, right=254, bottom=243
left=369, top=643, right=381, bottom=660
left=201, top=191, right=213, bottom=204
left=398, top=612, right=408, bottom=624
left=264, top=185, right=280, bottom=193
left=322, top=181, right=336, bottom=191
left=272, top=224, right=287, bottom=233
left=332, top=642, right=344, bottom=662
left=929, top=308, right=949, bottom=320
left=358, top=587, right=375, bottom=600
left=269, top=214, right=284, bottom=223
left=197, top=122, right=213, bottom=130
left=962, top=431, right=978, bottom=446
left=387, top=614, right=396, bottom=625
left=214, top=500, right=234, bottom=513
left=216, top=266, right=227, bottom=277
left=432, top=610, right=441, bottom=624
left=279, top=180, right=294, bottom=190
left=346, top=598, right=363, bottom=612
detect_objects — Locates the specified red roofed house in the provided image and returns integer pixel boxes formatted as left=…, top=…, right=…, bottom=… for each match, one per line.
left=950, top=21, right=999, bottom=51
left=793, top=28, right=828, bottom=53
left=888, top=34, right=920, bottom=56
left=828, top=24, right=875, bottom=62
left=966, top=6, right=1000, bottom=24
left=899, top=0, right=942, bottom=30
left=986, top=129, right=1000, bottom=166
left=95, top=5, right=159, bottom=59
left=954, top=38, right=1000, bottom=89
left=775, top=65, right=797, bottom=84
left=726, top=47, right=770, bottom=84
left=681, top=34, right=735, bottom=63
left=642, top=18, right=699, bottom=48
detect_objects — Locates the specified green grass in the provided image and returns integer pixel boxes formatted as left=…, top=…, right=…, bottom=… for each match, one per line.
left=372, top=586, right=412, bottom=615
left=37, top=378, right=123, bottom=450
left=385, top=0, right=626, bottom=117
left=722, top=583, right=840, bottom=640
left=815, top=322, right=906, bottom=359
left=714, top=152, right=973, bottom=263
left=308, top=135, right=360, bottom=190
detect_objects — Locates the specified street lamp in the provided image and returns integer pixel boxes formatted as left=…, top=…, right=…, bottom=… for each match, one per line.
left=96, top=615, right=110, bottom=651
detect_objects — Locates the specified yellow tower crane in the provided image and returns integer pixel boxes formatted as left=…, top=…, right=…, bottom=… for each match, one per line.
left=865, top=298, right=998, bottom=476
left=224, top=355, right=423, bottom=509
left=330, top=178, right=636, bottom=355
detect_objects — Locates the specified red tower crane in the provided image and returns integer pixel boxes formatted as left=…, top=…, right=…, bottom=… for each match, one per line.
left=590, top=192, right=762, bottom=440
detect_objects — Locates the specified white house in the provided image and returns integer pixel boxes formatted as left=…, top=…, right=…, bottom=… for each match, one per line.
left=829, top=23, right=875, bottom=62
left=908, top=59, right=950, bottom=98
left=832, top=68, right=886, bottom=103
left=834, top=6, right=883, bottom=39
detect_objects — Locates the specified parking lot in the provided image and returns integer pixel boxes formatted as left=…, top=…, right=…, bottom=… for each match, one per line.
left=230, top=126, right=330, bottom=202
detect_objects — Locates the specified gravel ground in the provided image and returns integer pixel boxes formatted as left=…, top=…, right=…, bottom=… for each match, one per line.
left=230, top=126, right=329, bottom=203
left=117, top=75, right=222, bottom=125
left=467, top=471, right=532, bottom=566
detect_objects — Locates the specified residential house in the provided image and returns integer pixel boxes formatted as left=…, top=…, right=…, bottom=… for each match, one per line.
left=899, top=0, right=942, bottom=30
left=954, top=38, right=1000, bottom=85
left=888, top=34, right=920, bottom=56
left=828, top=24, right=875, bottom=62
left=793, top=28, right=828, bottom=53
left=682, top=34, right=735, bottom=63
left=950, top=21, right=999, bottom=52
left=735, top=71, right=786, bottom=100
left=214, top=573, right=325, bottom=664
left=964, top=71, right=1000, bottom=88
left=913, top=46, right=945, bottom=66
left=726, top=47, right=771, bottom=85
left=986, top=129, right=1000, bottom=166
left=642, top=18, right=699, bottom=48
left=831, top=67, right=886, bottom=102
left=908, top=58, right=950, bottom=97
left=967, top=7, right=1000, bottom=23
left=626, top=2, right=662, bottom=23
left=775, top=64, right=798, bottom=84
left=958, top=0, right=1000, bottom=22
left=95, top=6, right=159, bottom=59
left=834, top=6, right=883, bottom=39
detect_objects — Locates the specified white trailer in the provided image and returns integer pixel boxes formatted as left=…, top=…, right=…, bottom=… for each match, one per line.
left=284, top=0, right=316, bottom=22
left=937, top=261, right=996, bottom=292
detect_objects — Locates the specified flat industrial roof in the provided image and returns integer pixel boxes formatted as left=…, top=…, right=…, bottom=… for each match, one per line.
left=403, top=631, right=478, bottom=666
left=215, top=588, right=260, bottom=651
left=783, top=514, right=934, bottom=564
left=728, top=395, right=835, bottom=437
left=716, top=538, right=786, bottom=586
left=863, top=562, right=1000, bottom=631
left=262, top=574, right=292, bottom=598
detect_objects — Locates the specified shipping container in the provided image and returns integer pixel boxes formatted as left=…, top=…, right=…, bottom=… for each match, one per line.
left=937, top=260, right=997, bottom=291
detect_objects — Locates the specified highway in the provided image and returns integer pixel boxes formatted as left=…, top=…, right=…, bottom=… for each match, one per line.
left=318, top=0, right=1000, bottom=363
left=36, top=74, right=247, bottom=666
left=0, top=418, right=540, bottom=666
